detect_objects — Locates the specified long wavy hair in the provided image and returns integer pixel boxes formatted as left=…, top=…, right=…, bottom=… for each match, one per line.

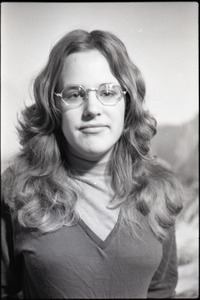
left=3, top=29, right=183, bottom=241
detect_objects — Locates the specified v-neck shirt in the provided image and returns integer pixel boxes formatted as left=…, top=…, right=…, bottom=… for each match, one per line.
left=1, top=162, right=165, bottom=299
left=12, top=210, right=162, bottom=299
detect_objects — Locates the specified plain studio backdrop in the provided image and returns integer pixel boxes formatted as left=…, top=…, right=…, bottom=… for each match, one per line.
left=1, top=2, right=198, bottom=163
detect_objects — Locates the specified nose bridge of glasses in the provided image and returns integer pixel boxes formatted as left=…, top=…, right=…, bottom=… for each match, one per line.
left=84, top=87, right=99, bottom=101
left=85, top=87, right=98, bottom=97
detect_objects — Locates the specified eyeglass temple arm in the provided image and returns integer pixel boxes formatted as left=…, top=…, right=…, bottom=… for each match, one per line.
left=54, top=92, right=62, bottom=97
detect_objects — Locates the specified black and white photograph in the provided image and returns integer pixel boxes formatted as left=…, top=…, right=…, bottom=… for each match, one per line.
left=1, top=2, right=198, bottom=299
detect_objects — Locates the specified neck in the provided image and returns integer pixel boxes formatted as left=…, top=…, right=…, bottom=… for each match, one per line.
left=66, top=150, right=111, bottom=176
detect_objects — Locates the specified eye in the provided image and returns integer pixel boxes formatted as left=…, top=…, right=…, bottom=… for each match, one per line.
left=100, top=89, right=116, bottom=98
left=63, top=87, right=84, bottom=101
left=68, top=91, right=80, bottom=99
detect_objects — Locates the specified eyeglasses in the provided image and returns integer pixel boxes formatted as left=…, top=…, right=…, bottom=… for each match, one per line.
left=54, top=83, right=126, bottom=108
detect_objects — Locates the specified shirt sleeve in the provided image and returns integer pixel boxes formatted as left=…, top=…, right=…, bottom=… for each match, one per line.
left=1, top=168, right=23, bottom=299
left=147, top=226, right=178, bottom=298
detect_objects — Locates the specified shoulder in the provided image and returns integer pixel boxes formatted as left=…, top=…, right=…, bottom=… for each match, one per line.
left=1, top=165, right=16, bottom=187
left=136, top=158, right=183, bottom=241
left=152, top=156, right=172, bottom=171
left=144, top=157, right=183, bottom=215
left=1, top=165, right=16, bottom=207
left=1, top=153, right=24, bottom=191
left=145, top=156, right=179, bottom=184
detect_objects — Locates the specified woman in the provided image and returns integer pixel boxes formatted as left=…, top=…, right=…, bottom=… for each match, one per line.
left=1, top=29, right=183, bottom=299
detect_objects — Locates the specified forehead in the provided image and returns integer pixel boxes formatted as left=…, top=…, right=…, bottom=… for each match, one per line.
left=59, top=50, right=119, bottom=88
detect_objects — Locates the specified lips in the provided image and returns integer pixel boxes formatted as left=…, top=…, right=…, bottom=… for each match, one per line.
left=79, top=124, right=108, bottom=133
left=80, top=124, right=107, bottom=129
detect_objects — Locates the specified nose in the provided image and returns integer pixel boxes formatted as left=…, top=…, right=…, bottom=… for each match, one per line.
left=82, top=90, right=102, bottom=118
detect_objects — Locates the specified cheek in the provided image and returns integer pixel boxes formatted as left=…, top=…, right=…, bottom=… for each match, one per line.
left=114, top=103, right=125, bottom=130
left=61, top=112, right=76, bottom=138
left=117, top=115, right=125, bottom=137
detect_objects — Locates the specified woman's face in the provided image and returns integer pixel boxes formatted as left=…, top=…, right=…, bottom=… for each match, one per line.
left=58, top=50, right=126, bottom=162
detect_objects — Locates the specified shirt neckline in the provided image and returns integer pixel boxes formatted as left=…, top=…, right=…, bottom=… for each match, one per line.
left=78, top=209, right=122, bottom=250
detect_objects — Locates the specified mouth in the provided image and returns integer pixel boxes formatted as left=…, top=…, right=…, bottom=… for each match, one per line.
left=79, top=124, right=108, bottom=134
